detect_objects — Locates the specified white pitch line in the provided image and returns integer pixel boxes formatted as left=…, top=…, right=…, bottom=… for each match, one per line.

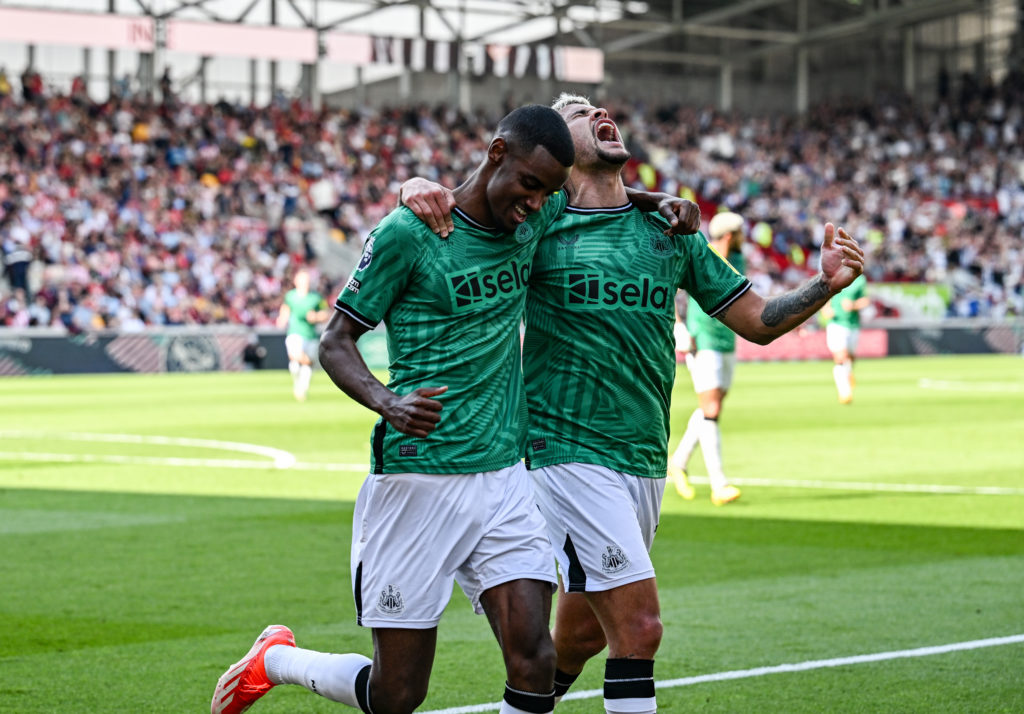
left=0, top=452, right=368, bottom=472
left=0, top=448, right=1019, bottom=495
left=686, top=475, right=1024, bottom=497
left=918, top=378, right=1024, bottom=392
left=0, top=430, right=297, bottom=468
left=420, top=634, right=1024, bottom=714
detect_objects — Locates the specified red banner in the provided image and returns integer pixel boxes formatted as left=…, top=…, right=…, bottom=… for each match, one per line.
left=732, top=328, right=889, bottom=362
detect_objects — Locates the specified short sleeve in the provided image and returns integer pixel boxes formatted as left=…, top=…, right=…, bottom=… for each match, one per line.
left=679, top=234, right=750, bottom=317
left=335, top=209, right=423, bottom=328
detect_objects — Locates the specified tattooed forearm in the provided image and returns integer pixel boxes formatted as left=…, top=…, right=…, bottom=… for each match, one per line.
left=761, top=275, right=831, bottom=327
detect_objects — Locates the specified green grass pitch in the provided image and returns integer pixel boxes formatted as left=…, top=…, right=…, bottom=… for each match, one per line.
left=1, top=354, right=1022, bottom=713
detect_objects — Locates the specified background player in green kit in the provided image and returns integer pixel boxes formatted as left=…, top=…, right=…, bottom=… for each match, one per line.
left=401, top=93, right=865, bottom=714
left=210, top=106, right=574, bottom=714
left=822, top=273, right=870, bottom=404
left=276, top=267, right=329, bottom=401
left=668, top=211, right=748, bottom=506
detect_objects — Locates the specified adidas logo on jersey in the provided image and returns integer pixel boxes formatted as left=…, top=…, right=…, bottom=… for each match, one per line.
left=566, top=272, right=671, bottom=311
left=446, top=260, right=531, bottom=312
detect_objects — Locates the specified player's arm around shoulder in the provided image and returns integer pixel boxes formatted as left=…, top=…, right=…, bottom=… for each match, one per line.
left=399, top=178, right=456, bottom=237
left=625, top=187, right=701, bottom=235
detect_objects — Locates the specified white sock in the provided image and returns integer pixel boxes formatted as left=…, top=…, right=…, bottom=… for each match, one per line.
left=499, top=703, right=525, bottom=714
left=670, top=408, right=703, bottom=470
left=288, top=360, right=300, bottom=379
left=699, top=416, right=727, bottom=491
left=605, top=699, right=656, bottom=714
left=297, top=364, right=313, bottom=394
left=265, top=645, right=371, bottom=707
left=833, top=362, right=852, bottom=398
left=500, top=699, right=553, bottom=714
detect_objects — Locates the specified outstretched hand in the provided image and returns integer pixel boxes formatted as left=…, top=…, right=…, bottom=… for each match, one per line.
left=657, top=196, right=702, bottom=236
left=382, top=385, right=448, bottom=438
left=401, top=178, right=455, bottom=238
left=820, top=222, right=865, bottom=293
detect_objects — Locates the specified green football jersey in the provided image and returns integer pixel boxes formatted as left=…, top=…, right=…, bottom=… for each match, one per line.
left=336, top=193, right=567, bottom=475
left=523, top=204, right=750, bottom=478
left=686, top=250, right=746, bottom=353
left=284, top=289, right=327, bottom=339
left=829, top=273, right=868, bottom=328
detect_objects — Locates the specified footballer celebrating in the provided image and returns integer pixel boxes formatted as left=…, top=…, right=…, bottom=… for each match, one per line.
left=402, top=93, right=865, bottom=714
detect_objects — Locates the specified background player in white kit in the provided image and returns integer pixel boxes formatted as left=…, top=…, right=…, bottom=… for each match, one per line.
left=822, top=273, right=870, bottom=404
left=668, top=211, right=748, bottom=505
left=275, top=267, right=329, bottom=401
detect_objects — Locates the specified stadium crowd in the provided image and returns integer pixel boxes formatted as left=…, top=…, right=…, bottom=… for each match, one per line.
left=1, top=67, right=1022, bottom=329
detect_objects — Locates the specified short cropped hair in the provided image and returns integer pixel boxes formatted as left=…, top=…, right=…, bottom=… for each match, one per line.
left=709, top=211, right=746, bottom=240
left=551, top=92, right=592, bottom=113
left=496, top=104, right=575, bottom=168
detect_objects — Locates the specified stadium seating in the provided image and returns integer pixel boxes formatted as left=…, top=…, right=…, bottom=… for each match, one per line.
left=1, top=70, right=1022, bottom=329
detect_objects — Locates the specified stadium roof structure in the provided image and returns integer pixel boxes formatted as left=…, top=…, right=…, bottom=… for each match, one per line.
left=583, top=0, right=987, bottom=68
left=4, top=0, right=1004, bottom=110
left=27, top=0, right=986, bottom=53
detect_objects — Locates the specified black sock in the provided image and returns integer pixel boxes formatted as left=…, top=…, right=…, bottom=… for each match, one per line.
left=354, top=664, right=373, bottom=714
left=604, top=658, right=655, bottom=703
left=553, top=668, right=580, bottom=698
left=503, top=682, right=555, bottom=713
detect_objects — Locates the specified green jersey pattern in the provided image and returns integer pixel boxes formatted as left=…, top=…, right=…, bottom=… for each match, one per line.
left=829, top=274, right=868, bottom=328
left=284, top=289, right=327, bottom=339
left=687, top=250, right=746, bottom=353
left=336, top=194, right=567, bottom=475
left=523, top=204, right=750, bottom=478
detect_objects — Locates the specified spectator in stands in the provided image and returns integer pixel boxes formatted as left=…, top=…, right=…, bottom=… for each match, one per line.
left=2, top=217, right=33, bottom=296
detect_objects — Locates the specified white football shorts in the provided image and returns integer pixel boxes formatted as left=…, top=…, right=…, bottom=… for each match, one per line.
left=688, top=349, right=736, bottom=393
left=284, top=333, right=319, bottom=362
left=826, top=323, right=860, bottom=354
left=530, top=463, right=665, bottom=593
left=673, top=322, right=692, bottom=353
left=351, top=462, right=556, bottom=629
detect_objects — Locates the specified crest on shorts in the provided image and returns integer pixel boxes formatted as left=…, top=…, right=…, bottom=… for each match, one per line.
left=601, top=545, right=630, bottom=574
left=377, top=585, right=405, bottom=614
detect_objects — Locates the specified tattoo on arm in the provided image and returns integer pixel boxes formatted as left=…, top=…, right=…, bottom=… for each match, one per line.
left=761, top=275, right=830, bottom=327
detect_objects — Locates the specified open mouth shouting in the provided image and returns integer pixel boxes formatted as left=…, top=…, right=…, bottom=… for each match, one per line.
left=594, top=118, right=622, bottom=147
